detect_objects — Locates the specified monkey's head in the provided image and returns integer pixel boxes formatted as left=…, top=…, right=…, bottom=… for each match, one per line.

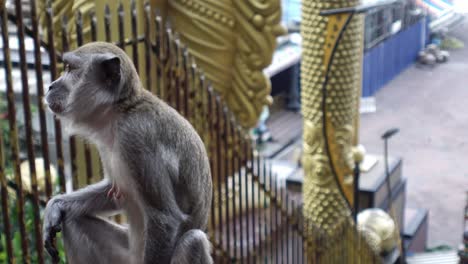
left=45, top=42, right=139, bottom=123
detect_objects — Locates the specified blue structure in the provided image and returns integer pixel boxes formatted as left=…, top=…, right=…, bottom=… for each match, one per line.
left=362, top=18, right=428, bottom=97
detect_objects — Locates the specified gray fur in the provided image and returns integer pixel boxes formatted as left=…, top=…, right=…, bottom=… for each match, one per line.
left=43, top=42, right=213, bottom=264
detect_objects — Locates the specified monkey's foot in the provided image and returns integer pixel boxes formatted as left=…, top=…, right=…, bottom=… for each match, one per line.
left=107, top=182, right=123, bottom=199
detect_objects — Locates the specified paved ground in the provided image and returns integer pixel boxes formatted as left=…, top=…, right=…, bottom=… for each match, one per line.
left=359, top=20, right=468, bottom=248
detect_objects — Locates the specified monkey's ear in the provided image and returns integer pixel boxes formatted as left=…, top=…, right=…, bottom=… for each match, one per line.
left=100, top=56, right=121, bottom=86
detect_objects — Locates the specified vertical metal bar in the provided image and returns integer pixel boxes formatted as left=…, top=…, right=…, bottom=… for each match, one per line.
left=182, top=49, right=190, bottom=118
left=75, top=11, right=94, bottom=186
left=174, top=37, right=182, bottom=112
left=210, top=87, right=224, bottom=258
left=206, top=86, right=217, bottom=255
left=14, top=0, right=44, bottom=261
left=178, top=42, right=187, bottom=116
left=154, top=12, right=164, bottom=99
left=223, top=109, right=239, bottom=261
left=248, top=144, right=255, bottom=260
left=104, top=5, right=112, bottom=42
left=256, top=154, right=262, bottom=260
left=30, top=0, right=53, bottom=199
left=215, top=95, right=231, bottom=255
left=286, top=193, right=290, bottom=263
left=62, top=16, right=78, bottom=190
left=75, top=11, right=83, bottom=45
left=229, top=117, right=238, bottom=261
left=46, top=3, right=66, bottom=193
left=233, top=121, right=244, bottom=262
left=239, top=129, right=249, bottom=264
left=118, top=2, right=125, bottom=49
left=262, top=160, right=267, bottom=262
left=222, top=107, right=232, bottom=260
left=130, top=0, right=139, bottom=72
left=165, top=25, right=174, bottom=105
left=144, top=2, right=152, bottom=91
left=214, top=95, right=224, bottom=260
left=89, top=11, right=105, bottom=182
left=280, top=184, right=285, bottom=263
left=269, top=172, right=274, bottom=263
left=292, top=200, right=296, bottom=264
left=275, top=173, right=279, bottom=264
left=90, top=12, right=97, bottom=42
left=0, top=134, right=14, bottom=263
left=208, top=87, right=224, bottom=260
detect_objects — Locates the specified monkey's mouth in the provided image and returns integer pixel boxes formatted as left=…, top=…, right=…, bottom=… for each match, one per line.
left=44, top=99, right=65, bottom=114
left=48, top=102, right=64, bottom=114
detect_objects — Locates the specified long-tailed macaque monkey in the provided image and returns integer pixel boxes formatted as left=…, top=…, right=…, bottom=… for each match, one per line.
left=43, top=42, right=213, bottom=264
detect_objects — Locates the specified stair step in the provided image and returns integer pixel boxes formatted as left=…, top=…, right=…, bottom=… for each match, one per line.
left=406, top=251, right=459, bottom=264
left=404, top=207, right=429, bottom=253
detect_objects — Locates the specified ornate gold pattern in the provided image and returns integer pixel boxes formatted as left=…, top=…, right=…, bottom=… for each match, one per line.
left=38, top=0, right=95, bottom=50
left=301, top=0, right=364, bottom=233
left=168, top=0, right=285, bottom=127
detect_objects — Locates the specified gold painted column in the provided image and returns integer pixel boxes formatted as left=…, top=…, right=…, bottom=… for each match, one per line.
left=301, top=0, right=364, bottom=234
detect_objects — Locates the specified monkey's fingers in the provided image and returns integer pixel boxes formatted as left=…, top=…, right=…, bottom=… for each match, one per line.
left=107, top=183, right=116, bottom=198
left=44, top=236, right=60, bottom=263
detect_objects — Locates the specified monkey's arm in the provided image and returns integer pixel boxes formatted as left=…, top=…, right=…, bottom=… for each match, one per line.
left=44, top=179, right=118, bottom=220
left=43, top=179, right=118, bottom=257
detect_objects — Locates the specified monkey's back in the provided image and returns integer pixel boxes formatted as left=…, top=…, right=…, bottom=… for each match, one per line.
left=117, top=89, right=212, bottom=231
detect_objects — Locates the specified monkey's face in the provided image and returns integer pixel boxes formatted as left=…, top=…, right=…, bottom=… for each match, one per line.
left=45, top=51, right=121, bottom=121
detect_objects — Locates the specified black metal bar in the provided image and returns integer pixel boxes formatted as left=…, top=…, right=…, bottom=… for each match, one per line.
left=214, top=95, right=224, bottom=259
left=206, top=86, right=217, bottom=253
left=257, top=153, right=262, bottom=260
left=247, top=140, right=255, bottom=262
left=353, top=162, right=360, bottom=223
left=174, top=37, right=182, bottom=112
left=182, top=49, right=190, bottom=119
left=269, top=170, right=274, bottom=263
left=130, top=0, right=139, bottom=72
left=62, top=16, right=78, bottom=190
left=165, top=25, right=174, bottom=104
left=90, top=12, right=97, bottom=42
left=155, top=12, right=165, bottom=99
left=223, top=109, right=239, bottom=261
left=292, top=200, right=296, bottom=264
left=239, top=129, right=249, bottom=264
left=14, top=0, right=44, bottom=261
left=275, top=174, right=280, bottom=264
left=118, top=3, right=125, bottom=50
left=286, top=195, right=290, bottom=263
left=76, top=11, right=94, bottom=186
left=46, top=2, right=66, bottom=193
left=217, top=98, right=228, bottom=259
left=234, top=123, right=244, bottom=262
left=0, top=134, right=14, bottom=264
left=262, top=160, right=267, bottom=262
left=104, top=5, right=111, bottom=42
left=144, top=2, right=152, bottom=92
left=30, top=0, right=52, bottom=199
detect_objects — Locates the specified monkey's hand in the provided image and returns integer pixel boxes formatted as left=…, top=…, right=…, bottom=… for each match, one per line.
left=43, top=197, right=64, bottom=263
left=107, top=181, right=123, bottom=200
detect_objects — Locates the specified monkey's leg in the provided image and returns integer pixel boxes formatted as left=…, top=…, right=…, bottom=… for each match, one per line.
left=170, top=229, right=213, bottom=264
left=62, top=215, right=130, bottom=264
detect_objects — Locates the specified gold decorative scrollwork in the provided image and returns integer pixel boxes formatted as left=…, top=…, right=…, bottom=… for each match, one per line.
left=168, top=0, right=285, bottom=127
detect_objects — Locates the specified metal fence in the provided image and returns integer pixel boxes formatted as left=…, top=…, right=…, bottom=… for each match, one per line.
left=0, top=1, right=379, bottom=263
